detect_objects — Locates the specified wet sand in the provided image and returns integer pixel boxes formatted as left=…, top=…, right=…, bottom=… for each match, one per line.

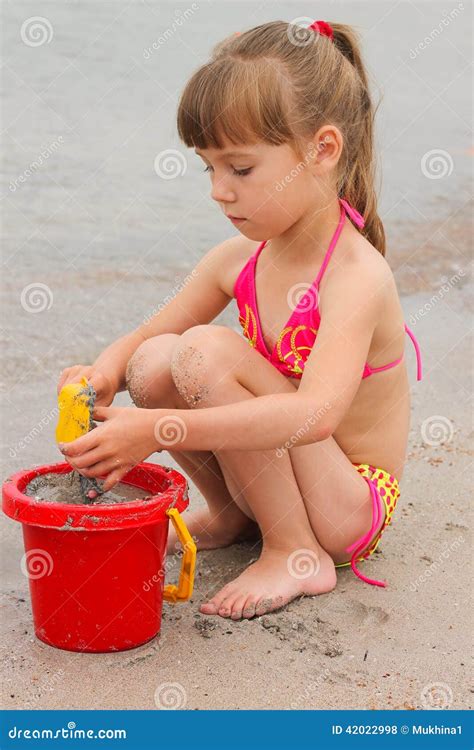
left=25, top=471, right=153, bottom=505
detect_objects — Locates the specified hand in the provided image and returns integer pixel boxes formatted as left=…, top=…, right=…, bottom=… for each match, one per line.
left=58, top=405, right=162, bottom=492
left=57, top=366, right=117, bottom=407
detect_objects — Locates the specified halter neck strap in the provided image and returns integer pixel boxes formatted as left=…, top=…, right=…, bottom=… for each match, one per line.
left=339, top=198, right=365, bottom=229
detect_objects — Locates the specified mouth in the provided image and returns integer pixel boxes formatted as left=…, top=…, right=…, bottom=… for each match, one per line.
left=227, top=215, right=246, bottom=222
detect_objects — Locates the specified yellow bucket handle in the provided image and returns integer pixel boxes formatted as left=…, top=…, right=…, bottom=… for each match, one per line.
left=163, top=508, right=196, bottom=603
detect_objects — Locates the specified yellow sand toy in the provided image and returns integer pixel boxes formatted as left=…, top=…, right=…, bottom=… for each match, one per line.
left=56, top=376, right=103, bottom=501
left=56, top=376, right=95, bottom=443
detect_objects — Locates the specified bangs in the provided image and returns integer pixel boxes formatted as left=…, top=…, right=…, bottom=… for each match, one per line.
left=177, top=57, right=296, bottom=151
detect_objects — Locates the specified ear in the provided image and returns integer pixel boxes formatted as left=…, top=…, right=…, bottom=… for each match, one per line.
left=309, top=125, right=344, bottom=173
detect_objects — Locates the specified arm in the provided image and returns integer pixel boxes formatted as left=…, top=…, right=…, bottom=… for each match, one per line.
left=91, top=237, right=239, bottom=393
left=61, top=257, right=389, bottom=489
left=147, top=259, right=389, bottom=451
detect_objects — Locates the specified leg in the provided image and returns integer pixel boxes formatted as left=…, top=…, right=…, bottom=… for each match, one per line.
left=126, top=334, right=258, bottom=552
left=171, top=325, right=385, bottom=619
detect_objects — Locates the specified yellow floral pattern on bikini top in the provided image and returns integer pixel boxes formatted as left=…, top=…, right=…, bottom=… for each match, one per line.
left=238, top=303, right=318, bottom=376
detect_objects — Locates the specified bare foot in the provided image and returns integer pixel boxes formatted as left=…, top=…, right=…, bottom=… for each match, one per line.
left=167, top=506, right=260, bottom=554
left=199, top=545, right=337, bottom=620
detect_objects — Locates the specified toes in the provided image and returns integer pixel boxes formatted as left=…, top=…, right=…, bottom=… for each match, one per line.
left=230, top=594, right=250, bottom=621
left=200, top=584, right=235, bottom=617
left=255, top=596, right=273, bottom=617
left=254, top=595, right=286, bottom=617
left=241, top=596, right=259, bottom=620
left=217, top=596, right=235, bottom=618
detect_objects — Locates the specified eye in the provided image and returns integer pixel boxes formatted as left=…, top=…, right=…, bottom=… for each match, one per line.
left=233, top=168, right=252, bottom=177
left=202, top=165, right=252, bottom=177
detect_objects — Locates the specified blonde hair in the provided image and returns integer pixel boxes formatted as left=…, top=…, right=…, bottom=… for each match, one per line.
left=177, top=20, right=386, bottom=255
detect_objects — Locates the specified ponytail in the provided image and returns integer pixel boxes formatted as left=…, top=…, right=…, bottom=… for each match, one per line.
left=331, top=23, right=386, bottom=255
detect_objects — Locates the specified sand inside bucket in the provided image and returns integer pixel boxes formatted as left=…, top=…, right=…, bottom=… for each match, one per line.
left=25, top=471, right=155, bottom=505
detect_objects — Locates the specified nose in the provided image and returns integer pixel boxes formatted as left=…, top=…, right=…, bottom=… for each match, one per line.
left=210, top=174, right=236, bottom=204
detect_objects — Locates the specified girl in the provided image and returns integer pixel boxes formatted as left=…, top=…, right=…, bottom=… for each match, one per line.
left=57, top=19, right=422, bottom=620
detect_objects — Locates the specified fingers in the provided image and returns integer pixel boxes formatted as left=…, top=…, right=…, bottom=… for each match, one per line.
left=57, top=368, right=117, bottom=407
left=57, top=365, right=92, bottom=395
left=71, top=448, right=108, bottom=470
left=88, top=370, right=109, bottom=393
left=78, top=458, right=121, bottom=479
left=101, top=471, right=125, bottom=494
left=59, top=429, right=100, bottom=458
left=80, top=461, right=130, bottom=492
left=89, top=371, right=118, bottom=407
left=92, top=405, right=113, bottom=422
left=57, top=367, right=75, bottom=395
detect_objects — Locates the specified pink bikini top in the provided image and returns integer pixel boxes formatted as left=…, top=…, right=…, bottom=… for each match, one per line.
left=234, top=198, right=423, bottom=382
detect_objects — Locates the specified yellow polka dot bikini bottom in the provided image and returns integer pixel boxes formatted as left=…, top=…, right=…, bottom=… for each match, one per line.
left=335, top=463, right=401, bottom=587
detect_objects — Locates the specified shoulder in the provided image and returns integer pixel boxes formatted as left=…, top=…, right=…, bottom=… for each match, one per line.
left=209, top=234, right=261, bottom=298
left=321, top=232, right=396, bottom=315
left=354, top=237, right=396, bottom=300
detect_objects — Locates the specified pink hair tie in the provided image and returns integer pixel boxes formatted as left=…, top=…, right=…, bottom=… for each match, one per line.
left=309, top=20, right=334, bottom=41
left=340, top=198, right=365, bottom=229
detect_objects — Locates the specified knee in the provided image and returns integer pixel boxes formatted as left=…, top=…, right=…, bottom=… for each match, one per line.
left=174, top=324, right=235, bottom=352
left=170, top=325, right=238, bottom=407
left=126, top=333, right=180, bottom=408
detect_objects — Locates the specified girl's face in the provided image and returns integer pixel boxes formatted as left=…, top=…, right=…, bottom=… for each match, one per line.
left=196, top=137, right=326, bottom=241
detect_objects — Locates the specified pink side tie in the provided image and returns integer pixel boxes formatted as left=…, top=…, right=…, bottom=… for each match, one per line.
left=404, top=324, right=423, bottom=381
left=344, top=475, right=386, bottom=587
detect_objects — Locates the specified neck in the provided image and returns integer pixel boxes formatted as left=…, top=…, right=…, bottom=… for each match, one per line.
left=266, top=197, right=344, bottom=267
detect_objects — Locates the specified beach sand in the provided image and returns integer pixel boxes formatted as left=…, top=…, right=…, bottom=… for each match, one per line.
left=1, top=0, right=472, bottom=712
left=1, top=211, right=472, bottom=708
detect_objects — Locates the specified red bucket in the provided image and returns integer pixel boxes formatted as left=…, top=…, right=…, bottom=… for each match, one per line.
left=2, top=461, right=196, bottom=653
